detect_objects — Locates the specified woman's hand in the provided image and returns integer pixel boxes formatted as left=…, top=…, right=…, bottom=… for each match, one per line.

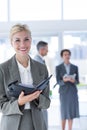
left=63, top=77, right=75, bottom=83
left=69, top=78, right=75, bottom=83
left=63, top=77, right=70, bottom=82
left=18, top=90, right=42, bottom=106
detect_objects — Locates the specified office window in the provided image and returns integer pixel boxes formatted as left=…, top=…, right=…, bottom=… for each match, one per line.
left=64, top=32, right=87, bottom=84
left=9, top=0, right=61, bottom=21
left=0, top=0, right=8, bottom=21
left=63, top=0, right=87, bottom=19
left=64, top=32, right=87, bottom=59
left=0, top=38, right=15, bottom=63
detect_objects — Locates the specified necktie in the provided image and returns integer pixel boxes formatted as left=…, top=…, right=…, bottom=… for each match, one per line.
left=43, top=60, right=45, bottom=64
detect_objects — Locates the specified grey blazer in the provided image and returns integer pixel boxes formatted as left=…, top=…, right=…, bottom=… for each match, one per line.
left=0, top=55, right=50, bottom=130
left=34, top=54, right=45, bottom=64
left=56, top=63, right=79, bottom=94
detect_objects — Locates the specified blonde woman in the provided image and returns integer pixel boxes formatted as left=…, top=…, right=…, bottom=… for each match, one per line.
left=0, top=24, right=50, bottom=130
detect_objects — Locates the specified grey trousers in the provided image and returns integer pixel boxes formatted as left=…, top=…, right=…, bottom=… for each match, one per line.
left=19, top=109, right=34, bottom=130
left=42, top=109, right=48, bottom=129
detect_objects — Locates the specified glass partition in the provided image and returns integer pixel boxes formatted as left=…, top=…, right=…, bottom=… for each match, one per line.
left=0, top=38, right=15, bottom=63
left=1, top=0, right=87, bottom=22
left=0, top=0, right=8, bottom=21
left=64, top=32, right=87, bottom=85
left=63, top=0, right=87, bottom=19
left=9, top=0, right=61, bottom=21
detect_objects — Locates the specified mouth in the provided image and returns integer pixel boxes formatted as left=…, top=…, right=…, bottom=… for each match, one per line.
left=19, top=48, right=28, bottom=53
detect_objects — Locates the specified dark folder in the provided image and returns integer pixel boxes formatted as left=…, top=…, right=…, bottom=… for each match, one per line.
left=7, top=74, right=52, bottom=98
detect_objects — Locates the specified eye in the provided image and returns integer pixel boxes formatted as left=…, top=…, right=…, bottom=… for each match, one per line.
left=15, top=39, right=20, bottom=42
left=24, top=38, right=30, bottom=42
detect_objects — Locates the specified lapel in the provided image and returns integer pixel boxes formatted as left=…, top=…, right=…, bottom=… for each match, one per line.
left=8, top=55, right=21, bottom=84
left=69, top=64, right=74, bottom=74
left=8, top=56, right=42, bottom=85
left=62, top=63, right=74, bottom=75
left=61, top=63, right=67, bottom=74
left=30, top=57, right=38, bottom=85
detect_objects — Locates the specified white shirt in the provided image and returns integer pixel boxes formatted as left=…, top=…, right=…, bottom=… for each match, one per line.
left=64, top=63, right=70, bottom=75
left=38, top=53, right=45, bottom=61
left=17, top=59, right=33, bottom=109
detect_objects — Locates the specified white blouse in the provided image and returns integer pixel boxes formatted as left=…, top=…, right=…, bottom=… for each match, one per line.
left=17, top=59, right=33, bottom=109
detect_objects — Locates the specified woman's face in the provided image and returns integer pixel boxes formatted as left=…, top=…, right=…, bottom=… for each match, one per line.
left=62, top=51, right=70, bottom=63
left=11, top=31, right=31, bottom=57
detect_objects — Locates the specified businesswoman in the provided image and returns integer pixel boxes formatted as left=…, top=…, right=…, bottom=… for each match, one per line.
left=0, top=24, right=50, bottom=130
left=56, top=49, right=79, bottom=130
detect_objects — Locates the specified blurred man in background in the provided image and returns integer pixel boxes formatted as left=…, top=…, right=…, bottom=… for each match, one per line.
left=34, top=41, right=49, bottom=129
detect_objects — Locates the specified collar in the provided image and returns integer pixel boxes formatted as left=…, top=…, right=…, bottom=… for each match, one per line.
left=38, top=53, right=45, bottom=60
left=17, top=59, right=30, bottom=73
left=64, top=63, right=70, bottom=66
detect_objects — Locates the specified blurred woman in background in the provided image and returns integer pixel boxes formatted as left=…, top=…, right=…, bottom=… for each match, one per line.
left=56, top=49, right=79, bottom=130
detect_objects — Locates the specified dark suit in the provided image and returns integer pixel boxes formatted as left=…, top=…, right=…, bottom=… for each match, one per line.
left=56, top=63, right=79, bottom=119
left=0, top=55, right=50, bottom=130
left=34, top=54, right=48, bottom=129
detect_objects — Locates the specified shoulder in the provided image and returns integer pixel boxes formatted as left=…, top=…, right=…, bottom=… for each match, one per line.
left=0, top=56, right=15, bottom=70
left=30, top=58, right=46, bottom=69
left=30, top=58, right=48, bottom=77
left=56, top=63, right=63, bottom=69
left=34, top=54, right=44, bottom=64
left=34, top=54, right=38, bottom=59
left=34, top=54, right=40, bottom=60
left=71, top=63, right=78, bottom=69
left=34, top=54, right=39, bottom=58
left=0, top=56, right=18, bottom=79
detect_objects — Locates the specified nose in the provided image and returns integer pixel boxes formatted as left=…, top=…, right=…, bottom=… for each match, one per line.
left=20, top=40, right=25, bottom=46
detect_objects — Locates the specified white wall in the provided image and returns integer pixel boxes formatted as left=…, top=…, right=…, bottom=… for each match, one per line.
left=1, top=20, right=87, bottom=37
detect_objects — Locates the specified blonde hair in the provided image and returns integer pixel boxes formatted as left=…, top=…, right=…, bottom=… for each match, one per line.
left=10, top=23, right=31, bottom=41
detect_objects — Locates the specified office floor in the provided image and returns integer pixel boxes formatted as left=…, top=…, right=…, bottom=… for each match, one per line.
left=48, top=87, right=87, bottom=130
left=49, top=127, right=87, bottom=130
left=48, top=116, right=87, bottom=130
